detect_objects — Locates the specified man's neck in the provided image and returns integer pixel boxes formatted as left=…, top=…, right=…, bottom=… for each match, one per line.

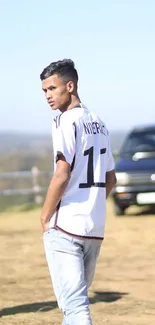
left=66, top=98, right=81, bottom=111
left=59, top=96, right=81, bottom=113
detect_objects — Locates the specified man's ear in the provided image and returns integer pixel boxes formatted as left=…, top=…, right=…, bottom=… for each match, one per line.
left=67, top=80, right=74, bottom=93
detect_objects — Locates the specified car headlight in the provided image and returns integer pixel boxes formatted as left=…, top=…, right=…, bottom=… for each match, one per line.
left=116, top=172, right=130, bottom=185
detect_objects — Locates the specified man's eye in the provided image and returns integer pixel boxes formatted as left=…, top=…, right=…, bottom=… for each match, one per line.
left=49, top=86, right=56, bottom=90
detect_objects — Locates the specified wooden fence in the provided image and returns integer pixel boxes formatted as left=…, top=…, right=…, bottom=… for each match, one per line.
left=0, top=167, right=52, bottom=204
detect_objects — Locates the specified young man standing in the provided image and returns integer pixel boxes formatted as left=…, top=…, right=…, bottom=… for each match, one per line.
left=40, top=59, right=116, bottom=325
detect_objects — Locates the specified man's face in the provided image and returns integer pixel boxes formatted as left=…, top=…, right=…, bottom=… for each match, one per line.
left=42, top=74, right=73, bottom=111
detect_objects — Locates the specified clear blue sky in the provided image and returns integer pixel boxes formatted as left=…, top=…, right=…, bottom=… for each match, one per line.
left=0, top=0, right=154, bottom=134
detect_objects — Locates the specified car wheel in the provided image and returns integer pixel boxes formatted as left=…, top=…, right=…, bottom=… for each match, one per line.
left=114, top=202, right=126, bottom=216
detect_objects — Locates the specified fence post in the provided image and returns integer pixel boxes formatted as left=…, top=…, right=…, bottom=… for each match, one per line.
left=31, top=166, right=43, bottom=204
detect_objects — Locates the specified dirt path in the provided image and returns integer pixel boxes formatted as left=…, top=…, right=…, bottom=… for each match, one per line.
left=0, top=200, right=155, bottom=324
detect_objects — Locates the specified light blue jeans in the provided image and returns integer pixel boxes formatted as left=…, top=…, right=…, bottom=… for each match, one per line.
left=43, top=228, right=102, bottom=325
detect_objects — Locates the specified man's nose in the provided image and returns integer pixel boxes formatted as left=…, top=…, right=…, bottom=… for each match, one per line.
left=46, top=90, right=52, bottom=99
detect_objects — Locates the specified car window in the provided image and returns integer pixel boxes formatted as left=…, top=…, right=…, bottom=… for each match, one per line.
left=120, top=130, right=155, bottom=157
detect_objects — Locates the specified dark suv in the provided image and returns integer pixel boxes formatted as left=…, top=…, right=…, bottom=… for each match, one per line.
left=112, top=124, right=155, bottom=215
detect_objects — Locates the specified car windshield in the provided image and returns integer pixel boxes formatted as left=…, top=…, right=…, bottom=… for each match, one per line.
left=120, top=130, right=155, bottom=157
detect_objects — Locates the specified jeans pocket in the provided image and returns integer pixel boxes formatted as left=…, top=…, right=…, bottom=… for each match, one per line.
left=43, top=228, right=56, bottom=237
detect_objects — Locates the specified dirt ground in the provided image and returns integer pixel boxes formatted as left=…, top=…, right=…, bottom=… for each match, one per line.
left=0, top=199, right=155, bottom=325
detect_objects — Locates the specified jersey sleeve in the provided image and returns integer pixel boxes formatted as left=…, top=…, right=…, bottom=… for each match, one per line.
left=106, top=132, right=115, bottom=172
left=54, top=118, right=76, bottom=166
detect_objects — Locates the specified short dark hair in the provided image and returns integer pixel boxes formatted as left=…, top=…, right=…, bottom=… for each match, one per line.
left=40, top=59, right=78, bottom=86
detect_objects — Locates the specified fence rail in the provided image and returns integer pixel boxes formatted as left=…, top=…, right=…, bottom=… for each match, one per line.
left=0, top=171, right=52, bottom=179
left=0, top=168, right=52, bottom=199
left=0, top=187, right=47, bottom=197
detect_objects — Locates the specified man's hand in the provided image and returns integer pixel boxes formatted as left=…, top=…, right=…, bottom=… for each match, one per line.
left=106, top=169, right=117, bottom=198
left=41, top=221, right=50, bottom=233
left=40, top=156, right=71, bottom=232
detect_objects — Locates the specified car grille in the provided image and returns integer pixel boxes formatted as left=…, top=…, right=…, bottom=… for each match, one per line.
left=128, top=172, right=155, bottom=184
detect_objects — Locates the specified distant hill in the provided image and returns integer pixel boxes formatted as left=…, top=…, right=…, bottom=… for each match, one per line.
left=0, top=131, right=127, bottom=154
left=0, top=131, right=127, bottom=173
left=0, top=132, right=53, bottom=154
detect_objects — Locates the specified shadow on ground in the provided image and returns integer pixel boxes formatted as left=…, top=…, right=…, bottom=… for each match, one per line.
left=123, top=206, right=155, bottom=217
left=90, top=291, right=128, bottom=304
left=0, top=291, right=128, bottom=317
left=126, top=206, right=155, bottom=217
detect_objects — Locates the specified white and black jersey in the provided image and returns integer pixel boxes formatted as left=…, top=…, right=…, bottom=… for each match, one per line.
left=49, top=104, right=115, bottom=239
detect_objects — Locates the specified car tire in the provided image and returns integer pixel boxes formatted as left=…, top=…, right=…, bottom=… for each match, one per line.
left=114, top=202, right=126, bottom=216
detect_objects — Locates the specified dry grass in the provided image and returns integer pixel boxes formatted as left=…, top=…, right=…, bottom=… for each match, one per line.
left=0, top=199, right=155, bottom=325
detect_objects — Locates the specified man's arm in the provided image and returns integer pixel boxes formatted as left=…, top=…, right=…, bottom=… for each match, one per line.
left=40, top=156, right=71, bottom=232
left=106, top=169, right=117, bottom=198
